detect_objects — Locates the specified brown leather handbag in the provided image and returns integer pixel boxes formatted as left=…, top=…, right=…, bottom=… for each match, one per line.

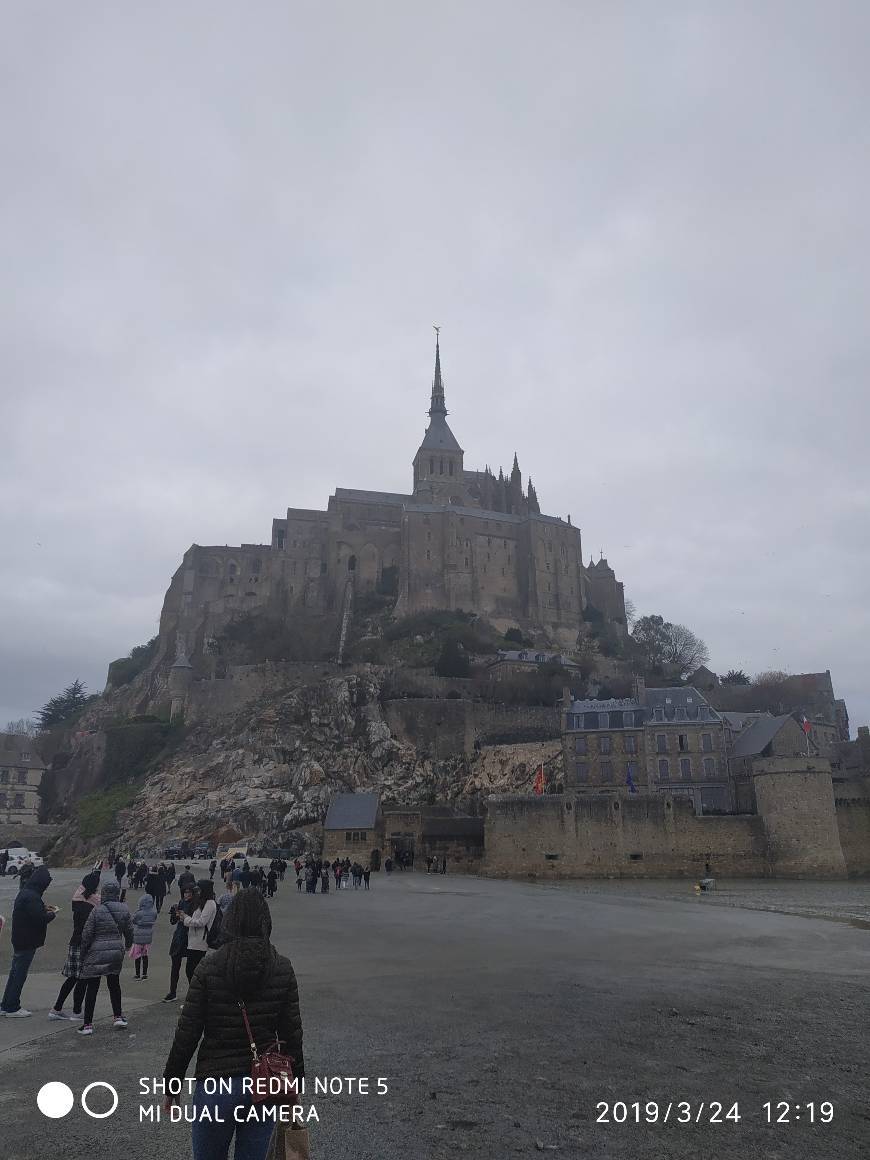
left=239, top=1001, right=297, bottom=1105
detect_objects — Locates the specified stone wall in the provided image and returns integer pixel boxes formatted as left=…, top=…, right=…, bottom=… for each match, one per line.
left=383, top=698, right=560, bottom=757
left=483, top=793, right=768, bottom=879
left=322, top=829, right=382, bottom=865
left=833, top=779, right=870, bottom=876
left=473, top=703, right=560, bottom=745
left=752, top=759, right=847, bottom=879
left=420, top=837, right=484, bottom=869
left=0, top=822, right=62, bottom=854
left=184, top=661, right=344, bottom=724
left=383, top=669, right=475, bottom=699
left=385, top=699, right=474, bottom=758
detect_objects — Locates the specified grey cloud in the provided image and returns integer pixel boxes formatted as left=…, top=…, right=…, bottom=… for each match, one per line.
left=1, top=1, right=868, bottom=728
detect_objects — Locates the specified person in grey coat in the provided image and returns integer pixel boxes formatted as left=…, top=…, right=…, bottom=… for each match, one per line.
left=77, top=880, right=133, bottom=1034
left=130, top=893, right=157, bottom=981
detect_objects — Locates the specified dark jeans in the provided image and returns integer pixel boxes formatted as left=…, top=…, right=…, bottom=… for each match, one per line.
left=82, top=973, right=122, bottom=1024
left=186, top=950, right=206, bottom=981
left=1, top=947, right=37, bottom=1012
left=135, top=954, right=149, bottom=978
left=169, top=954, right=184, bottom=996
left=191, top=1075, right=276, bottom=1160
left=55, top=976, right=87, bottom=1013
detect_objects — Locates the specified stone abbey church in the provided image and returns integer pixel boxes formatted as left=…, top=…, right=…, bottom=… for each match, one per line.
left=161, top=338, right=627, bottom=654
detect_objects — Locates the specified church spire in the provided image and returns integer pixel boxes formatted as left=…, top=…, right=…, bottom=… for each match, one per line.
left=429, top=326, right=446, bottom=417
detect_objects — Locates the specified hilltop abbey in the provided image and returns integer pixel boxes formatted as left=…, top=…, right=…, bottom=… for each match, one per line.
left=160, top=337, right=627, bottom=655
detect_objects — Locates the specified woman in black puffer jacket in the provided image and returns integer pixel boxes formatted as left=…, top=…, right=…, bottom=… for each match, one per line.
left=163, top=890, right=305, bottom=1160
left=48, top=870, right=101, bottom=1021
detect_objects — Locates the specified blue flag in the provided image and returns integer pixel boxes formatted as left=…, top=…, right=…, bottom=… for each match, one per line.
left=626, top=770, right=639, bottom=794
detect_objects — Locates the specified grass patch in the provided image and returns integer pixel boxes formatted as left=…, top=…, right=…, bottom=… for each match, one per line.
left=76, top=780, right=144, bottom=840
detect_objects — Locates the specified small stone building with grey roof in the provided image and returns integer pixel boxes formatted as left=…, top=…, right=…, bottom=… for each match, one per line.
left=322, top=792, right=383, bottom=863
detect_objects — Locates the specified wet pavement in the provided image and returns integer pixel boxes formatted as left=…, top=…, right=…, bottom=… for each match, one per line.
left=1, top=866, right=868, bottom=1159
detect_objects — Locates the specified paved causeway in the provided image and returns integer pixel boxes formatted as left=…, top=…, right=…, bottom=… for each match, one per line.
left=1, top=868, right=868, bottom=1159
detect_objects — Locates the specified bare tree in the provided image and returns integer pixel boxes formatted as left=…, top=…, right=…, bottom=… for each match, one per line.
left=4, top=717, right=39, bottom=737
left=630, top=614, right=709, bottom=679
left=664, top=622, right=710, bottom=676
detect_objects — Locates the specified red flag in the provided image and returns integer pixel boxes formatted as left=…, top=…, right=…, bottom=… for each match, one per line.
left=799, top=714, right=812, bottom=736
left=533, top=764, right=545, bottom=795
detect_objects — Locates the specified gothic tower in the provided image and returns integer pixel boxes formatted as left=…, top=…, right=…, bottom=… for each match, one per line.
left=412, top=331, right=464, bottom=498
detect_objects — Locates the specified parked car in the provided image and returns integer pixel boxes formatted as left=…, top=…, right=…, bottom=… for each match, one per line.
left=3, top=847, right=45, bottom=875
left=193, top=843, right=213, bottom=860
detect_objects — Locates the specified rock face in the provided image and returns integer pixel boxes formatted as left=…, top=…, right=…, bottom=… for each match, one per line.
left=91, top=672, right=560, bottom=856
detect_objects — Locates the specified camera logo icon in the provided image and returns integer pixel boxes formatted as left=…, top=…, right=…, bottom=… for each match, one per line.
left=37, top=1081, right=119, bottom=1119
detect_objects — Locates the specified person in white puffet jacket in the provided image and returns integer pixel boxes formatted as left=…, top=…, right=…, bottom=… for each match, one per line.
left=181, top=880, right=216, bottom=982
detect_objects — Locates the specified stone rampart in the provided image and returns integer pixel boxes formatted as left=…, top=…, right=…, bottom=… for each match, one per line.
left=483, top=793, right=768, bottom=879
left=752, top=759, right=847, bottom=879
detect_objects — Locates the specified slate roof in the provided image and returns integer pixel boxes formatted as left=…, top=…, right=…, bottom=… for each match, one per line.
left=0, top=733, right=46, bottom=769
left=418, top=414, right=463, bottom=453
left=730, top=714, right=796, bottom=759
left=333, top=488, right=412, bottom=507
left=720, top=711, right=770, bottom=731
left=324, top=792, right=380, bottom=830
left=643, top=687, right=720, bottom=722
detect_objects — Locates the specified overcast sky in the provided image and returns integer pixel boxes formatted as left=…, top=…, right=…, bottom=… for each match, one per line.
left=2, top=2, right=868, bottom=732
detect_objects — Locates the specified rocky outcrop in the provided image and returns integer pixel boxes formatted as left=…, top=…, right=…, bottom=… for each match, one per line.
left=50, top=671, right=561, bottom=860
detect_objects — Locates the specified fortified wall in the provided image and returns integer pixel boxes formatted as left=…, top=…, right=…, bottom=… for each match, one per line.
left=833, top=778, right=870, bottom=876
left=384, top=699, right=559, bottom=757
left=484, top=794, right=769, bottom=878
left=483, top=759, right=870, bottom=880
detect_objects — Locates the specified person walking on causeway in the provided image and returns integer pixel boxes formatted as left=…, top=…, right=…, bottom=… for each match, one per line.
left=130, top=893, right=157, bottom=980
left=1, top=866, right=57, bottom=1017
left=162, top=889, right=305, bottom=1160
left=181, top=880, right=217, bottom=982
left=49, top=870, right=101, bottom=1021
left=163, top=885, right=195, bottom=1003
left=77, top=880, right=133, bottom=1034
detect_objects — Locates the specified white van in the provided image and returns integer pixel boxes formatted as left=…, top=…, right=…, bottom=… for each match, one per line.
left=3, top=847, right=45, bottom=875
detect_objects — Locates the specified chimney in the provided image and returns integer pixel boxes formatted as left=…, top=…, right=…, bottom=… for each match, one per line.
left=632, top=675, right=646, bottom=705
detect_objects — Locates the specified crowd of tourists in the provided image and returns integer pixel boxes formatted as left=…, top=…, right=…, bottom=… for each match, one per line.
left=0, top=838, right=455, bottom=1156
left=296, top=856, right=372, bottom=893
left=1, top=852, right=308, bottom=1158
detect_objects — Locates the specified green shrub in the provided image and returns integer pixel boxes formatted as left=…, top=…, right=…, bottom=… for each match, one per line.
left=435, top=639, right=470, bottom=678
left=106, top=637, right=159, bottom=689
left=101, top=722, right=170, bottom=786
left=76, top=781, right=143, bottom=839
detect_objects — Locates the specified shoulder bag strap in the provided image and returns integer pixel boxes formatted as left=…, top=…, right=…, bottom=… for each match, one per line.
left=238, top=1001, right=259, bottom=1062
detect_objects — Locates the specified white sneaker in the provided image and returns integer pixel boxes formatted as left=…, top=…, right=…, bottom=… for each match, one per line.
left=77, top=1024, right=94, bottom=1035
left=3, top=1008, right=32, bottom=1018
left=113, top=1015, right=128, bottom=1028
left=48, top=1010, right=67, bottom=1021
